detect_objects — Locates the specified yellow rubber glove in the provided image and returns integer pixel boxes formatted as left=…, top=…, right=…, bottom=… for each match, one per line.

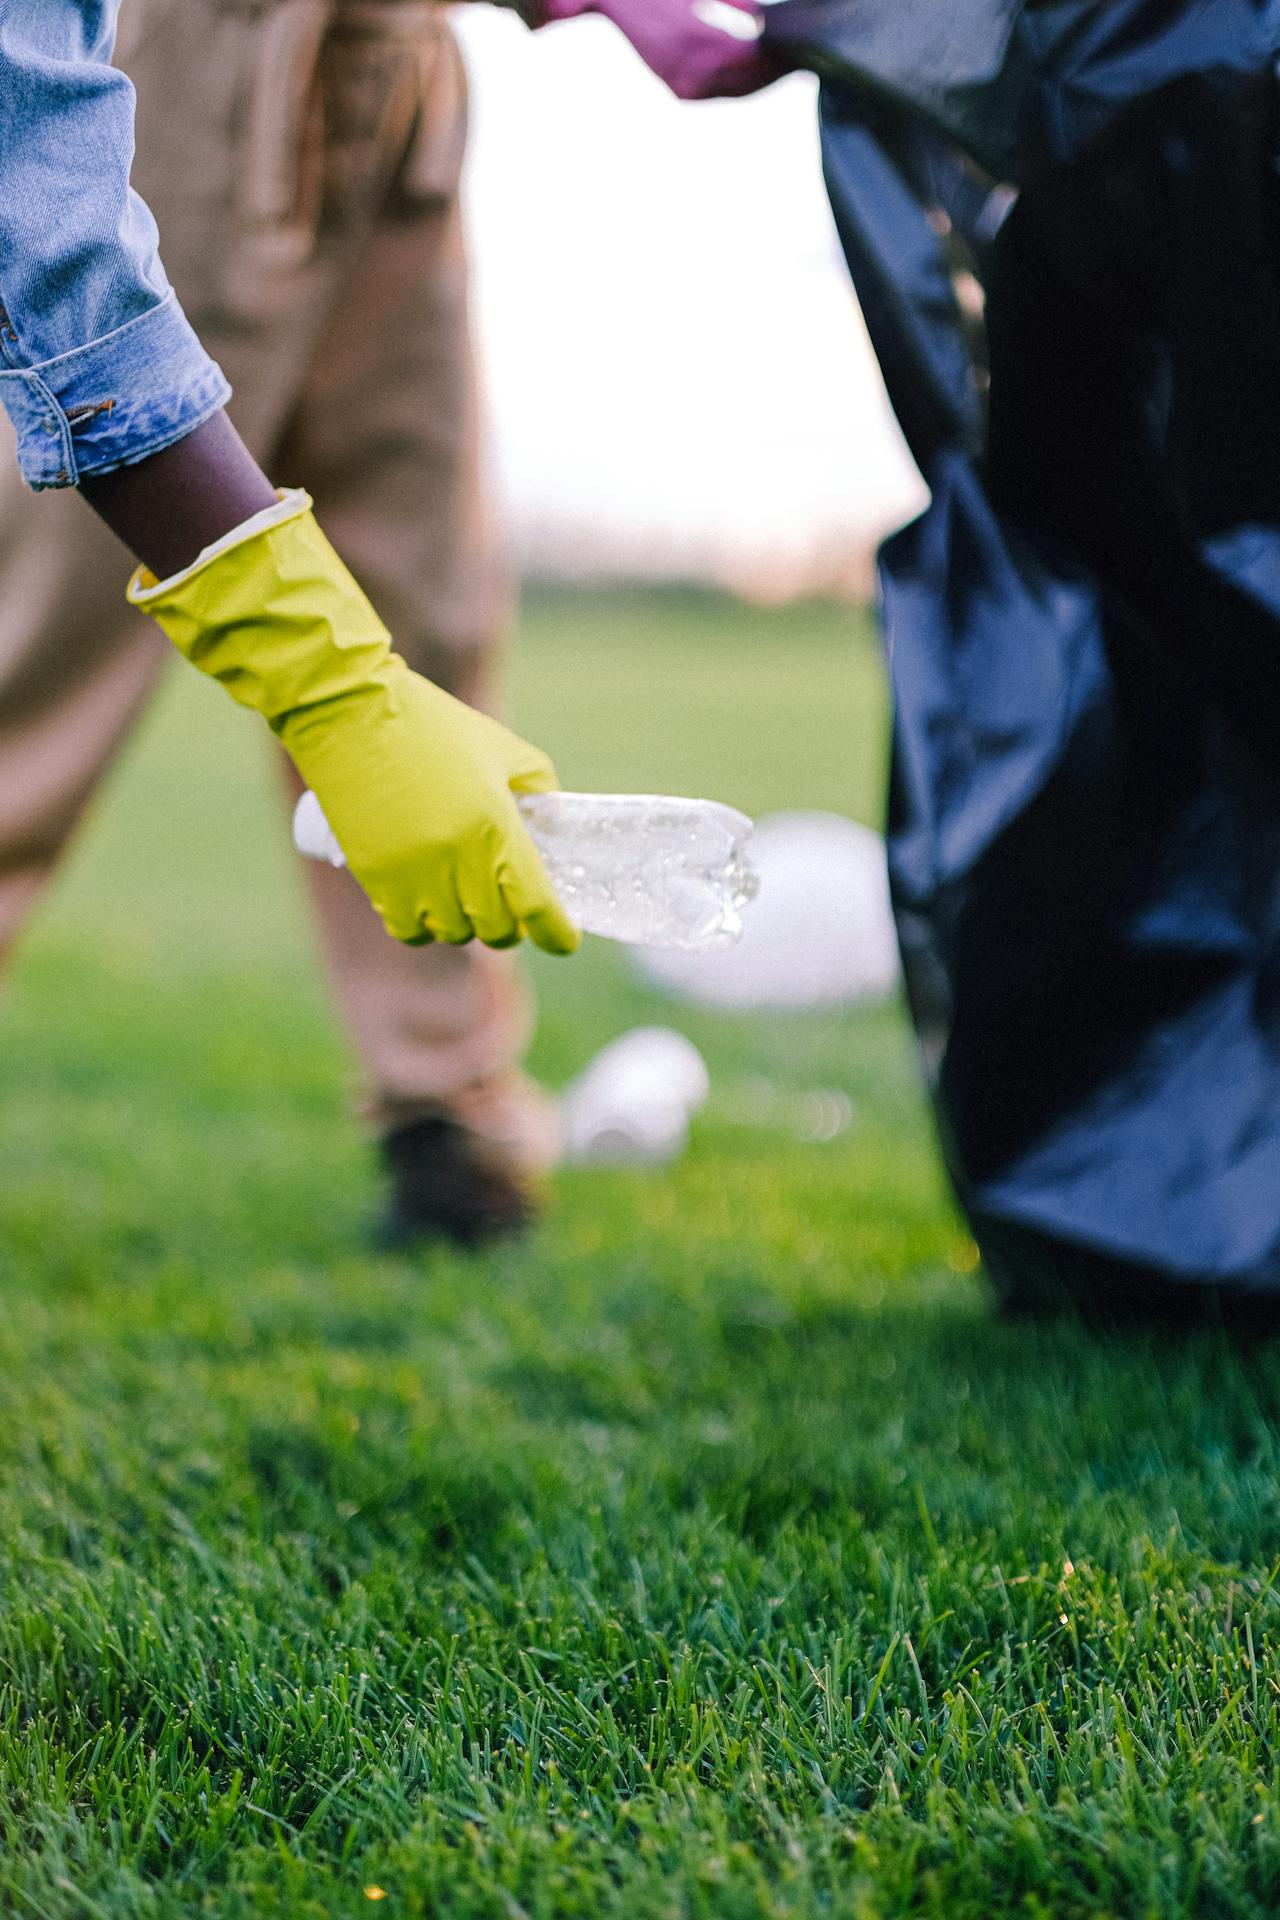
left=128, top=490, right=580, bottom=953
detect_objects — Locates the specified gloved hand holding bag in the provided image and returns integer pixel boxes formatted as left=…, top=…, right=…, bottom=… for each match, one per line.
left=526, top=0, right=787, bottom=100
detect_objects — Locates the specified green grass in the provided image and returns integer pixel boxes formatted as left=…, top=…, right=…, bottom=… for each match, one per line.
left=2, top=588, right=1279, bottom=1917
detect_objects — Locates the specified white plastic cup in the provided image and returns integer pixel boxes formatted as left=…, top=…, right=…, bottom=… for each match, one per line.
left=559, top=1027, right=711, bottom=1167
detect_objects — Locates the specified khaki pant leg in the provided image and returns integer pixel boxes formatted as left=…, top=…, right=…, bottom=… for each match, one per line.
left=0, top=0, right=329, bottom=970
left=125, top=0, right=351, bottom=460
left=272, top=32, right=553, bottom=1164
left=0, top=462, right=170, bottom=959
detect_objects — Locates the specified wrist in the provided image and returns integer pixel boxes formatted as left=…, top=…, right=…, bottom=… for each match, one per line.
left=82, top=411, right=278, bottom=577
left=127, top=488, right=311, bottom=602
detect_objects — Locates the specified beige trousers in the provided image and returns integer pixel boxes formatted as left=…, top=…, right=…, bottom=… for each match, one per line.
left=0, top=0, right=549, bottom=1159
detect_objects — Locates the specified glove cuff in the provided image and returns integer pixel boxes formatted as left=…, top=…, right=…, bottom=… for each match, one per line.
left=127, top=488, right=313, bottom=606
left=127, top=490, right=395, bottom=730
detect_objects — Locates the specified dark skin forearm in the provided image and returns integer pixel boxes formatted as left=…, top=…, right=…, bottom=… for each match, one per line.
left=80, top=411, right=277, bottom=578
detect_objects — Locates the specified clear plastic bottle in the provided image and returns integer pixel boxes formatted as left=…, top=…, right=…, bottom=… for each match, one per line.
left=292, top=789, right=758, bottom=951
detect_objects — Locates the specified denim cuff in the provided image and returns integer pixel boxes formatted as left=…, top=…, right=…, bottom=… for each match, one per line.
left=0, top=291, right=231, bottom=491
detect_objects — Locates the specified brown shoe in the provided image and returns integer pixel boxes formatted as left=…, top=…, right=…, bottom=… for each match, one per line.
left=377, top=1114, right=539, bottom=1251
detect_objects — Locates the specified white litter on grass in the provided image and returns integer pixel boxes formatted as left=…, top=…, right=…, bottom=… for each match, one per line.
left=560, top=1027, right=711, bottom=1167
left=635, top=811, right=900, bottom=1010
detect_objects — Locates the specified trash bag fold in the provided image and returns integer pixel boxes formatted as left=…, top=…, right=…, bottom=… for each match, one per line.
left=765, top=0, right=1280, bottom=1304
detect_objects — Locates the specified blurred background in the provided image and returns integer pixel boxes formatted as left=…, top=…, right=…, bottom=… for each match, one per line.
left=454, top=7, right=925, bottom=602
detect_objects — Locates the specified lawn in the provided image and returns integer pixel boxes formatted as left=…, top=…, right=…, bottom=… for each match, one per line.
left=2, top=589, right=1280, bottom=1918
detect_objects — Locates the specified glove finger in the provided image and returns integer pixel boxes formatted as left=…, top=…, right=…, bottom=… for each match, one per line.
left=521, top=903, right=582, bottom=956
left=501, top=837, right=581, bottom=957
left=458, top=867, right=523, bottom=950
left=374, top=899, right=435, bottom=946
left=421, top=898, right=477, bottom=946
left=506, top=743, right=562, bottom=798
left=402, top=871, right=473, bottom=947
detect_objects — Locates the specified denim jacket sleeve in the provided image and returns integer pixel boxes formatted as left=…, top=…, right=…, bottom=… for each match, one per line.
left=0, top=0, right=231, bottom=489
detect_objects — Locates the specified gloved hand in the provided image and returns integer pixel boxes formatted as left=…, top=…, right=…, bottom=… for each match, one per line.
left=532, top=0, right=785, bottom=100
left=128, top=491, right=580, bottom=955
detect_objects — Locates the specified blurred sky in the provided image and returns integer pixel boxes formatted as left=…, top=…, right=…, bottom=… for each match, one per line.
left=454, top=8, right=927, bottom=598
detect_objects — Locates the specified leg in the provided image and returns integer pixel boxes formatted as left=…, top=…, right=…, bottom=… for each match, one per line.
left=0, top=0, right=333, bottom=973
left=0, top=443, right=170, bottom=961
left=273, top=25, right=557, bottom=1178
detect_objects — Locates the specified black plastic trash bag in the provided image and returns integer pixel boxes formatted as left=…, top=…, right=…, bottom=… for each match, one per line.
left=764, top=0, right=1280, bottom=1312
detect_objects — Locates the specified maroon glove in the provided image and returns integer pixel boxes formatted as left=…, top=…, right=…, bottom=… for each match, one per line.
left=533, top=0, right=786, bottom=101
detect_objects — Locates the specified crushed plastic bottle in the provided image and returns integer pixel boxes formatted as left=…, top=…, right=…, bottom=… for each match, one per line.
left=292, top=789, right=758, bottom=951
left=517, top=791, right=758, bottom=950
